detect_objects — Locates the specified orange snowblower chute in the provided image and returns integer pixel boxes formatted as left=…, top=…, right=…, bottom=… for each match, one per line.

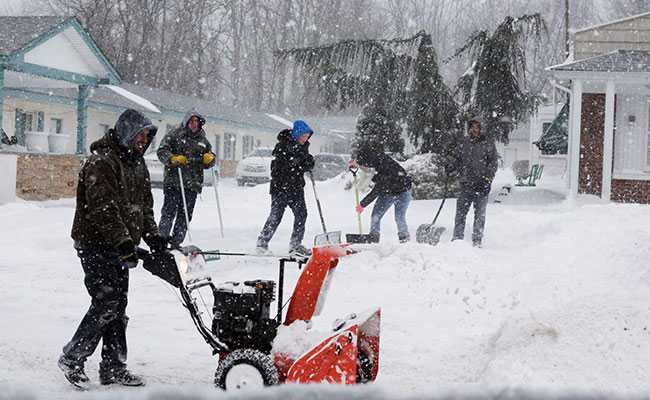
left=284, top=244, right=350, bottom=325
left=276, top=243, right=381, bottom=384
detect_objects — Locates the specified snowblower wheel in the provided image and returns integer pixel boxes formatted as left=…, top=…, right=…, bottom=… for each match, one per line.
left=214, top=349, right=279, bottom=390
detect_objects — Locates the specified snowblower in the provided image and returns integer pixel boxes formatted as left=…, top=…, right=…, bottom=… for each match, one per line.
left=141, top=240, right=380, bottom=390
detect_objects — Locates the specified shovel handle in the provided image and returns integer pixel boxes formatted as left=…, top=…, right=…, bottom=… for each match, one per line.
left=350, top=168, right=363, bottom=234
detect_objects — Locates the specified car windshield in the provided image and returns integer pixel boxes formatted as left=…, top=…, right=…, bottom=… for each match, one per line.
left=247, top=148, right=273, bottom=158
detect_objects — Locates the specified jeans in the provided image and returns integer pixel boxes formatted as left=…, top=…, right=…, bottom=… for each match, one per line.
left=159, top=186, right=198, bottom=245
left=62, top=247, right=129, bottom=370
left=257, top=191, right=307, bottom=249
left=369, top=190, right=411, bottom=240
left=453, top=187, right=489, bottom=244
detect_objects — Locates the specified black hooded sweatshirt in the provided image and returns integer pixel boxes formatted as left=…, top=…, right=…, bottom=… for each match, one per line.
left=269, top=129, right=315, bottom=195
left=357, top=148, right=412, bottom=207
left=71, top=109, right=159, bottom=249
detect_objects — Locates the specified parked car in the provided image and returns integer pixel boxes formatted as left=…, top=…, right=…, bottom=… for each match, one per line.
left=312, top=153, right=347, bottom=181
left=236, top=147, right=273, bottom=186
left=145, top=152, right=217, bottom=188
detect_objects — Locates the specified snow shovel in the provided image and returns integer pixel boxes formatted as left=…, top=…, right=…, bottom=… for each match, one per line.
left=211, top=166, right=224, bottom=238
left=345, top=167, right=376, bottom=244
left=177, top=167, right=193, bottom=244
left=415, top=188, right=447, bottom=246
left=308, top=171, right=341, bottom=245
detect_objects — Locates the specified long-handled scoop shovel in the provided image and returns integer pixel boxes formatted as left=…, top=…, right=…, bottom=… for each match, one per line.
left=345, top=167, right=377, bottom=244
left=308, top=171, right=341, bottom=245
left=415, top=184, right=447, bottom=246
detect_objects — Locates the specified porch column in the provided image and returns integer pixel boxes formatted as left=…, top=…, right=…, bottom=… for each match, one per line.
left=601, top=81, right=615, bottom=201
left=76, top=85, right=89, bottom=154
left=0, top=66, right=4, bottom=135
left=569, top=79, right=583, bottom=200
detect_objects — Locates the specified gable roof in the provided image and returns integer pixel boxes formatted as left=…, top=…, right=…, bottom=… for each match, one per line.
left=120, top=83, right=287, bottom=131
left=572, top=10, right=650, bottom=34
left=547, top=50, right=650, bottom=73
left=0, top=16, right=69, bottom=56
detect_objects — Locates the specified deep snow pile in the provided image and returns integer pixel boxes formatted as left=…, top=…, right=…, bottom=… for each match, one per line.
left=1, top=170, right=650, bottom=399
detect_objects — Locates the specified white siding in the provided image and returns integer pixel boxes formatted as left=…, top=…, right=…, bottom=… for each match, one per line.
left=24, top=27, right=111, bottom=78
left=574, top=14, right=650, bottom=60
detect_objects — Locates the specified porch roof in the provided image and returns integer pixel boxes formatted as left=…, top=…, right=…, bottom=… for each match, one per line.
left=547, top=50, right=650, bottom=74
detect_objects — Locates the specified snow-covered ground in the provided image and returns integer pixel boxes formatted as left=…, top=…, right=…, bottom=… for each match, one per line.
left=1, top=170, right=650, bottom=399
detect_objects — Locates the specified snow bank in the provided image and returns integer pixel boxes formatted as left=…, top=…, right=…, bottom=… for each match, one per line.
left=2, top=170, right=650, bottom=398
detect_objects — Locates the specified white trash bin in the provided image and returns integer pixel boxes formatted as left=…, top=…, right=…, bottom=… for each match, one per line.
left=48, top=133, right=69, bottom=153
left=25, top=131, right=49, bottom=152
left=0, top=153, right=17, bottom=204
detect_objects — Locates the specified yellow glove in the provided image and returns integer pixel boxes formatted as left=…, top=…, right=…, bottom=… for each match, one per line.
left=202, top=152, right=215, bottom=165
left=170, top=154, right=188, bottom=166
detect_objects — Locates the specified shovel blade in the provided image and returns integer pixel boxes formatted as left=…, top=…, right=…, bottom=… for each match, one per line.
left=345, top=233, right=378, bottom=244
left=416, top=224, right=446, bottom=246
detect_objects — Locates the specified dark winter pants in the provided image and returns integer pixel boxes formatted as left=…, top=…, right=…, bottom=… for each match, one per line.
left=257, top=191, right=307, bottom=250
left=370, top=190, right=412, bottom=241
left=159, top=186, right=198, bottom=245
left=453, top=187, right=489, bottom=244
left=62, top=247, right=129, bottom=371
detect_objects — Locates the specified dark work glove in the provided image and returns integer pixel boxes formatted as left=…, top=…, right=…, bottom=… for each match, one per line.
left=144, top=234, right=169, bottom=254
left=117, top=239, right=138, bottom=269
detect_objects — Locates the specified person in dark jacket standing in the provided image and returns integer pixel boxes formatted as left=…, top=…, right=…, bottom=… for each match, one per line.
left=351, top=144, right=413, bottom=243
left=452, top=116, right=498, bottom=247
left=58, top=109, right=168, bottom=388
left=256, top=120, right=315, bottom=256
left=157, top=110, right=216, bottom=246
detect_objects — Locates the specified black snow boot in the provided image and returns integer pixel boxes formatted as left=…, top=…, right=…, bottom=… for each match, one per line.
left=289, top=244, right=311, bottom=258
left=58, top=354, right=90, bottom=389
left=99, top=367, right=145, bottom=386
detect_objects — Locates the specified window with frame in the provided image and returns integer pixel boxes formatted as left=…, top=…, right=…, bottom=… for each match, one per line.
left=50, top=118, right=63, bottom=134
left=242, top=135, right=255, bottom=158
left=99, top=124, right=110, bottom=136
left=224, top=132, right=237, bottom=160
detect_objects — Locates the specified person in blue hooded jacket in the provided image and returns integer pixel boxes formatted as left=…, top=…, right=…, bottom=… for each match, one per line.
left=256, top=120, right=315, bottom=256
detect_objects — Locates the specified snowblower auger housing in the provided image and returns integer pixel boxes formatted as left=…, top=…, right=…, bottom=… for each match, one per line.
left=165, top=242, right=381, bottom=390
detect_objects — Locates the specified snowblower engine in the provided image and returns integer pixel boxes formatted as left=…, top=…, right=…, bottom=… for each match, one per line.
left=212, top=280, right=278, bottom=352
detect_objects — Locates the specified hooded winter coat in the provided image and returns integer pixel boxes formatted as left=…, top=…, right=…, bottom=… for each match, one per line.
left=71, top=109, right=159, bottom=249
left=270, top=128, right=315, bottom=194
left=157, top=111, right=215, bottom=193
left=456, top=133, right=498, bottom=194
left=357, top=147, right=412, bottom=207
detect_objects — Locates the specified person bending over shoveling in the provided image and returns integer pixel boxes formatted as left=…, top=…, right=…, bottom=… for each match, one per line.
left=351, top=144, right=413, bottom=243
left=256, top=120, right=315, bottom=257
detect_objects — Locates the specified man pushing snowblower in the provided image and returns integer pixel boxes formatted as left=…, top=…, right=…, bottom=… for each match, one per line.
left=59, top=109, right=169, bottom=389
left=256, top=120, right=315, bottom=257
left=349, top=144, right=412, bottom=243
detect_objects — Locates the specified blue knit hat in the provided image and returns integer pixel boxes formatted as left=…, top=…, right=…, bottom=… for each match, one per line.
left=291, top=120, right=313, bottom=141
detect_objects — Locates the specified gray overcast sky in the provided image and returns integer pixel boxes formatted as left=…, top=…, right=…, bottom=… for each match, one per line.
left=1, top=0, right=34, bottom=15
